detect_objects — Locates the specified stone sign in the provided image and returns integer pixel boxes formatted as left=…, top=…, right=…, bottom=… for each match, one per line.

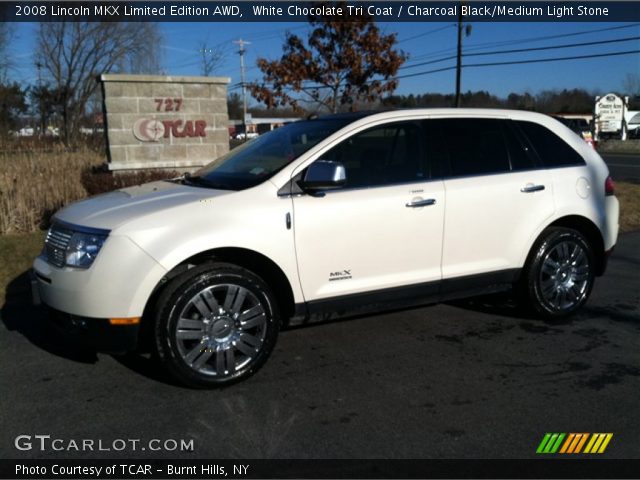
left=99, top=74, right=230, bottom=171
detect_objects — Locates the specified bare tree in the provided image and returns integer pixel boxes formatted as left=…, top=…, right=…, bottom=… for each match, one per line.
left=199, top=42, right=225, bottom=76
left=0, top=23, right=13, bottom=82
left=35, top=22, right=163, bottom=146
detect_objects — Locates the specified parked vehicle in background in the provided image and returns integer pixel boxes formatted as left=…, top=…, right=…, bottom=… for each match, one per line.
left=33, top=109, right=619, bottom=388
left=234, top=131, right=259, bottom=140
left=625, top=111, right=640, bottom=139
left=552, top=115, right=597, bottom=150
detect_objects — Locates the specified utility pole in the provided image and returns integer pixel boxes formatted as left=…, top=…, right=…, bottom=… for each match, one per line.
left=35, top=61, right=44, bottom=136
left=455, top=2, right=471, bottom=108
left=233, top=38, right=251, bottom=138
left=455, top=9, right=463, bottom=108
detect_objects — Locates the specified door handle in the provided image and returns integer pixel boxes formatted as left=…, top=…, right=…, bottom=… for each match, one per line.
left=520, top=184, right=545, bottom=193
left=406, top=198, right=436, bottom=208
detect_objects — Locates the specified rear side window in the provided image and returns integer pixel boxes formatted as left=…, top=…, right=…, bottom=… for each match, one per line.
left=427, top=118, right=511, bottom=177
left=503, top=122, right=537, bottom=171
left=515, top=121, right=585, bottom=168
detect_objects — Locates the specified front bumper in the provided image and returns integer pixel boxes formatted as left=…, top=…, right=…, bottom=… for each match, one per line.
left=47, top=308, right=139, bottom=353
left=32, top=234, right=167, bottom=319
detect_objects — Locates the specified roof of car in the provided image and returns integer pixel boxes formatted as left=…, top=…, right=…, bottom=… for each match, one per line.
left=313, top=108, right=553, bottom=123
left=312, top=111, right=378, bottom=121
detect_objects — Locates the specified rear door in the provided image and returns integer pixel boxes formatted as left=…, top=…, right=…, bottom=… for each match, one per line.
left=429, top=118, right=555, bottom=279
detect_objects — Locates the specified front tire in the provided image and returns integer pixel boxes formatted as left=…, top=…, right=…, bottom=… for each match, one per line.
left=520, top=227, right=595, bottom=319
left=153, top=262, right=280, bottom=388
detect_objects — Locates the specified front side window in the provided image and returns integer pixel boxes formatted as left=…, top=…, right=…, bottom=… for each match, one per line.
left=321, top=121, right=426, bottom=189
left=190, top=118, right=351, bottom=190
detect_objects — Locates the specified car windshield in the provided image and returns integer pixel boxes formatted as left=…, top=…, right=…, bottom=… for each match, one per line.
left=184, top=118, right=350, bottom=190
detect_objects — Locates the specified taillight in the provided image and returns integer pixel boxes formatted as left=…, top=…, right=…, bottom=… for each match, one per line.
left=605, top=176, right=615, bottom=196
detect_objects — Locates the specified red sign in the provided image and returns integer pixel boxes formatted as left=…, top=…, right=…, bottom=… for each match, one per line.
left=162, top=120, right=206, bottom=138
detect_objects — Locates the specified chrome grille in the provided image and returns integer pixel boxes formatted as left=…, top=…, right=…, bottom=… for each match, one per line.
left=45, top=224, right=73, bottom=268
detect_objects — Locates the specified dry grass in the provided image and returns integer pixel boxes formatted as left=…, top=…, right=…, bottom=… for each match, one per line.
left=0, top=148, right=104, bottom=234
left=0, top=231, right=46, bottom=305
left=617, top=181, right=640, bottom=233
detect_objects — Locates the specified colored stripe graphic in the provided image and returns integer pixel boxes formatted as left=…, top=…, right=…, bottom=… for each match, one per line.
left=584, top=433, right=614, bottom=454
left=559, top=433, right=575, bottom=454
left=536, top=434, right=552, bottom=453
left=574, top=433, right=589, bottom=453
left=568, top=433, right=582, bottom=453
left=538, top=433, right=613, bottom=454
left=536, top=433, right=565, bottom=454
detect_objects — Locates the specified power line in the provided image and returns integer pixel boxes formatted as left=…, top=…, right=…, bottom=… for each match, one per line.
left=400, top=54, right=457, bottom=70
left=465, top=35, right=640, bottom=58
left=462, top=48, right=640, bottom=70
left=395, top=48, right=640, bottom=81
left=403, top=22, right=640, bottom=67
left=465, top=22, right=640, bottom=53
left=287, top=48, right=640, bottom=89
left=400, top=34, right=640, bottom=71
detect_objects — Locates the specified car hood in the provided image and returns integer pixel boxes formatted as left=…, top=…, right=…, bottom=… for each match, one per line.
left=54, top=181, right=229, bottom=231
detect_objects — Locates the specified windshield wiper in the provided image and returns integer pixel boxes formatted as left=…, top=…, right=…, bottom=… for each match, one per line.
left=181, top=174, right=233, bottom=190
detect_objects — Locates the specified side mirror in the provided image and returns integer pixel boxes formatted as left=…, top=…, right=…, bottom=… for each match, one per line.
left=298, top=160, right=346, bottom=194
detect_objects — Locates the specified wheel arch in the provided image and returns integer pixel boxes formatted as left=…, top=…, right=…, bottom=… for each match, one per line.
left=137, top=247, right=296, bottom=352
left=533, top=215, right=606, bottom=276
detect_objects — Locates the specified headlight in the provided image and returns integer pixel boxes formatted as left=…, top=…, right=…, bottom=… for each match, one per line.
left=65, top=232, right=108, bottom=268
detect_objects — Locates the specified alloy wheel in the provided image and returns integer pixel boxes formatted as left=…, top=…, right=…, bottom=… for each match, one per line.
left=174, top=284, right=268, bottom=376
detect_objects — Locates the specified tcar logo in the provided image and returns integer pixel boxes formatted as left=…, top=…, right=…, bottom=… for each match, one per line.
left=133, top=118, right=165, bottom=142
left=132, top=118, right=207, bottom=142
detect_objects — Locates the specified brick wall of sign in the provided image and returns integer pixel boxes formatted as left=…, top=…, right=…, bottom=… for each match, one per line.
left=100, top=74, right=230, bottom=171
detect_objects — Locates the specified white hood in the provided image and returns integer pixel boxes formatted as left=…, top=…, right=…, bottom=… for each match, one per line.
left=54, top=181, right=230, bottom=231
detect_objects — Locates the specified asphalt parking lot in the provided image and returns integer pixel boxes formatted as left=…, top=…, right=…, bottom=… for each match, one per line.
left=602, top=153, right=640, bottom=182
left=1, top=233, right=639, bottom=461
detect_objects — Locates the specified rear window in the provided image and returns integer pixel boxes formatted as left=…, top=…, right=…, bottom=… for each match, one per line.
left=515, top=121, right=585, bottom=168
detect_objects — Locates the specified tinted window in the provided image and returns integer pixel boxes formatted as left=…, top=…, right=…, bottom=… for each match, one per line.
left=322, top=121, right=425, bottom=189
left=503, top=122, right=537, bottom=171
left=516, top=121, right=585, bottom=168
left=423, top=123, right=447, bottom=180
left=430, top=118, right=511, bottom=177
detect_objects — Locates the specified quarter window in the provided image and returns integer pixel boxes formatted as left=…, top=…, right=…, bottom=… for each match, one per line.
left=515, top=121, right=585, bottom=167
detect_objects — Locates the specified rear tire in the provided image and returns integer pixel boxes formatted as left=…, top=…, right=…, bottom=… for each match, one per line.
left=519, top=227, right=595, bottom=319
left=153, top=262, right=280, bottom=388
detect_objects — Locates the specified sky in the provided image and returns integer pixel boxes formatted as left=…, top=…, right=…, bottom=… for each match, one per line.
left=7, top=20, right=640, bottom=103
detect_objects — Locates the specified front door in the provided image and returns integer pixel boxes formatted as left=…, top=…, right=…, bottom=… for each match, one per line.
left=292, top=120, right=445, bottom=302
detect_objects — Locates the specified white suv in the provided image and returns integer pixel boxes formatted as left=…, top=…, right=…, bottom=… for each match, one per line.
left=33, top=109, right=619, bottom=387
